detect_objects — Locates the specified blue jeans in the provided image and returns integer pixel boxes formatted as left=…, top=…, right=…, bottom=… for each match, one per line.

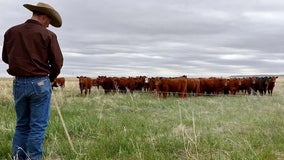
left=12, top=76, right=52, bottom=160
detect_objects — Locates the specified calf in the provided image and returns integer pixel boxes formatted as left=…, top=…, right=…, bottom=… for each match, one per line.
left=52, top=77, right=65, bottom=90
left=77, top=76, right=93, bottom=95
left=267, top=76, right=278, bottom=95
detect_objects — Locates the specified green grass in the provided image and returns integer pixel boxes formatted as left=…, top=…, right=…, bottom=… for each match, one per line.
left=1, top=78, right=284, bottom=159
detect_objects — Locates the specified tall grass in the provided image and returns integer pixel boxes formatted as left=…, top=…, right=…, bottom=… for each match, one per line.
left=1, top=78, right=284, bottom=160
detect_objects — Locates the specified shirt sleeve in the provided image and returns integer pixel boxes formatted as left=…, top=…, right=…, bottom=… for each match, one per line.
left=48, top=33, right=63, bottom=82
left=2, top=32, right=9, bottom=64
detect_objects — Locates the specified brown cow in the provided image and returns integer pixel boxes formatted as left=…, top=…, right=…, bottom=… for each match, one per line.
left=199, top=77, right=228, bottom=95
left=77, top=76, right=93, bottom=95
left=148, top=77, right=156, bottom=92
left=239, top=77, right=257, bottom=95
left=187, top=78, right=200, bottom=96
left=94, top=76, right=116, bottom=94
left=199, top=78, right=213, bottom=95
left=95, top=76, right=147, bottom=94
left=113, top=77, right=137, bottom=94
left=155, top=77, right=187, bottom=99
left=129, top=76, right=146, bottom=91
left=267, top=76, right=278, bottom=95
left=52, top=77, right=65, bottom=90
left=227, top=78, right=242, bottom=95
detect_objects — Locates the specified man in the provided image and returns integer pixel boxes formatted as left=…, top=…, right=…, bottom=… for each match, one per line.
left=2, top=2, right=63, bottom=160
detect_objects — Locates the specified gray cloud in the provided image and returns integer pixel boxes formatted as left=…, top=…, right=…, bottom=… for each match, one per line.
left=0, top=0, right=283, bottom=78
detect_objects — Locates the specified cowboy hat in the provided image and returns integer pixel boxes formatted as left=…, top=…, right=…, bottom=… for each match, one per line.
left=23, top=2, right=62, bottom=27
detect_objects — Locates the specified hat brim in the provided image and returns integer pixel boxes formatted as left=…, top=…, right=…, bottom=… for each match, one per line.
left=23, top=4, right=62, bottom=28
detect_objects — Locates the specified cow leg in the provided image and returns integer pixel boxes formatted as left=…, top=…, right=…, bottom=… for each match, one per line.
left=163, top=92, right=167, bottom=99
left=180, top=92, right=187, bottom=98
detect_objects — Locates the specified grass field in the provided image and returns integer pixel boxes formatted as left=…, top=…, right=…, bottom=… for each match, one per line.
left=0, top=77, right=284, bottom=160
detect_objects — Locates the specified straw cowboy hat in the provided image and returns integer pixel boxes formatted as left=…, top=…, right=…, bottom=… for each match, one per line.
left=23, top=2, right=62, bottom=27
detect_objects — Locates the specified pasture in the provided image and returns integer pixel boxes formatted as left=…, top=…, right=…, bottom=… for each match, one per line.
left=0, top=77, right=284, bottom=160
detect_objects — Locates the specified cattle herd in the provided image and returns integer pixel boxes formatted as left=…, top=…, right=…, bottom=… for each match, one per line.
left=53, top=75, right=279, bottom=99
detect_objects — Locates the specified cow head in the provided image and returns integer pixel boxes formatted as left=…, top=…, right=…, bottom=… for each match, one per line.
left=77, top=76, right=87, bottom=85
left=250, top=77, right=257, bottom=84
left=269, top=76, right=278, bottom=83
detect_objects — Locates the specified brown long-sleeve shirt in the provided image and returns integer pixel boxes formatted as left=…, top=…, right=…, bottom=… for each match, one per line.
left=2, top=19, right=63, bottom=82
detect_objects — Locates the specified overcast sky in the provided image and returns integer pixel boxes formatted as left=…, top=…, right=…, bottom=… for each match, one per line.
left=1, top=0, right=284, bottom=78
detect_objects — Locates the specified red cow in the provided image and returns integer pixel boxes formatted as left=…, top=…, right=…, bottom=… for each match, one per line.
left=267, top=76, right=278, bottom=95
left=77, top=76, right=93, bottom=95
left=199, top=78, right=214, bottom=95
left=52, top=77, right=65, bottom=90
left=239, top=77, right=257, bottom=95
left=112, top=77, right=128, bottom=93
left=199, top=77, right=228, bottom=95
left=125, top=76, right=146, bottom=92
left=155, top=77, right=187, bottom=99
left=187, top=78, right=200, bottom=96
left=94, top=76, right=116, bottom=94
left=227, top=78, right=242, bottom=95
left=148, top=77, right=157, bottom=92
left=113, top=77, right=137, bottom=94
left=95, top=76, right=147, bottom=94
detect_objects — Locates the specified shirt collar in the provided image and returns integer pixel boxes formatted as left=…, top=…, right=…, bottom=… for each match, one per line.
left=25, top=19, right=43, bottom=26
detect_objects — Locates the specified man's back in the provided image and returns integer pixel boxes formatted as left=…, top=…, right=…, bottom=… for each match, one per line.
left=2, top=19, right=63, bottom=81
